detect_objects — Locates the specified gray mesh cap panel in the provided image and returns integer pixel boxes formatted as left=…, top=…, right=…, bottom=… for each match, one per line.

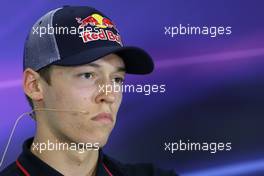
left=23, top=8, right=62, bottom=71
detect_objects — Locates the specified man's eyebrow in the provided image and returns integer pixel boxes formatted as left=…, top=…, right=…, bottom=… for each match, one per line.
left=85, top=63, right=126, bottom=72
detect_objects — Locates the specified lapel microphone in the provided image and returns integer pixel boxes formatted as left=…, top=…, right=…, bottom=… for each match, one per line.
left=31, top=108, right=89, bottom=116
left=0, top=108, right=89, bottom=168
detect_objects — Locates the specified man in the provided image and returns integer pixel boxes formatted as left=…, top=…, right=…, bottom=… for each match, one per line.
left=0, top=5, right=177, bottom=176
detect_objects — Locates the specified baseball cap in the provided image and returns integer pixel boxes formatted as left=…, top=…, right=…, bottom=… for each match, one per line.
left=23, top=5, right=154, bottom=74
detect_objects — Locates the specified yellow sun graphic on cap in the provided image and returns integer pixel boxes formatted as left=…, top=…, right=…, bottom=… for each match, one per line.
left=92, top=14, right=107, bottom=28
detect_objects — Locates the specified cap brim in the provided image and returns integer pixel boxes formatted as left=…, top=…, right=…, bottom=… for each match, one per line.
left=53, top=46, right=154, bottom=74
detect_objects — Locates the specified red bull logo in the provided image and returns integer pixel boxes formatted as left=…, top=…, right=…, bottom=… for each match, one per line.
left=76, top=13, right=117, bottom=30
left=76, top=13, right=122, bottom=45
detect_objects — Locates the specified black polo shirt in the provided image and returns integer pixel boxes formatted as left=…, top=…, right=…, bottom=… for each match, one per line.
left=0, top=138, right=177, bottom=176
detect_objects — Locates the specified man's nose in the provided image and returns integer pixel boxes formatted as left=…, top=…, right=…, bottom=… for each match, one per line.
left=95, top=79, right=116, bottom=104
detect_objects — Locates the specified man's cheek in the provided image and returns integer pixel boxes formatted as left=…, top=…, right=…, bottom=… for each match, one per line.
left=48, top=85, right=69, bottom=105
left=117, top=93, right=123, bottom=104
left=75, top=86, right=96, bottom=99
left=61, top=87, right=92, bottom=106
left=114, top=95, right=122, bottom=112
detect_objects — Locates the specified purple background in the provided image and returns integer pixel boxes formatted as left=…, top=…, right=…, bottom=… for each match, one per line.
left=1, top=0, right=264, bottom=175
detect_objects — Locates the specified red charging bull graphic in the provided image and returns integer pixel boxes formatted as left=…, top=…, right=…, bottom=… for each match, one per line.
left=76, top=16, right=99, bottom=28
left=76, top=13, right=122, bottom=45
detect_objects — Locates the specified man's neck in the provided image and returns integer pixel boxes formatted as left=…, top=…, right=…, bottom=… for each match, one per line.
left=30, top=134, right=99, bottom=176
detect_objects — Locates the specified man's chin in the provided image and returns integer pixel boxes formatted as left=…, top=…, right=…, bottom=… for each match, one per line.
left=77, top=134, right=110, bottom=147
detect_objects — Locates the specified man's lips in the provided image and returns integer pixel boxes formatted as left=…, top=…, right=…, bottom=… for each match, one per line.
left=91, top=113, right=114, bottom=123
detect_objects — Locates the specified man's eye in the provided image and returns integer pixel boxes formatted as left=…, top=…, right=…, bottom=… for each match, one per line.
left=79, top=73, right=94, bottom=79
left=113, top=77, right=124, bottom=84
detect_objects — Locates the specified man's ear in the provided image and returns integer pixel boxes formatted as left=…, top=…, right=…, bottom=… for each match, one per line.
left=23, top=68, right=44, bottom=101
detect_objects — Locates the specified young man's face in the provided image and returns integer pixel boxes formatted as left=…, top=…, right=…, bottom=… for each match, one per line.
left=36, top=54, right=125, bottom=147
